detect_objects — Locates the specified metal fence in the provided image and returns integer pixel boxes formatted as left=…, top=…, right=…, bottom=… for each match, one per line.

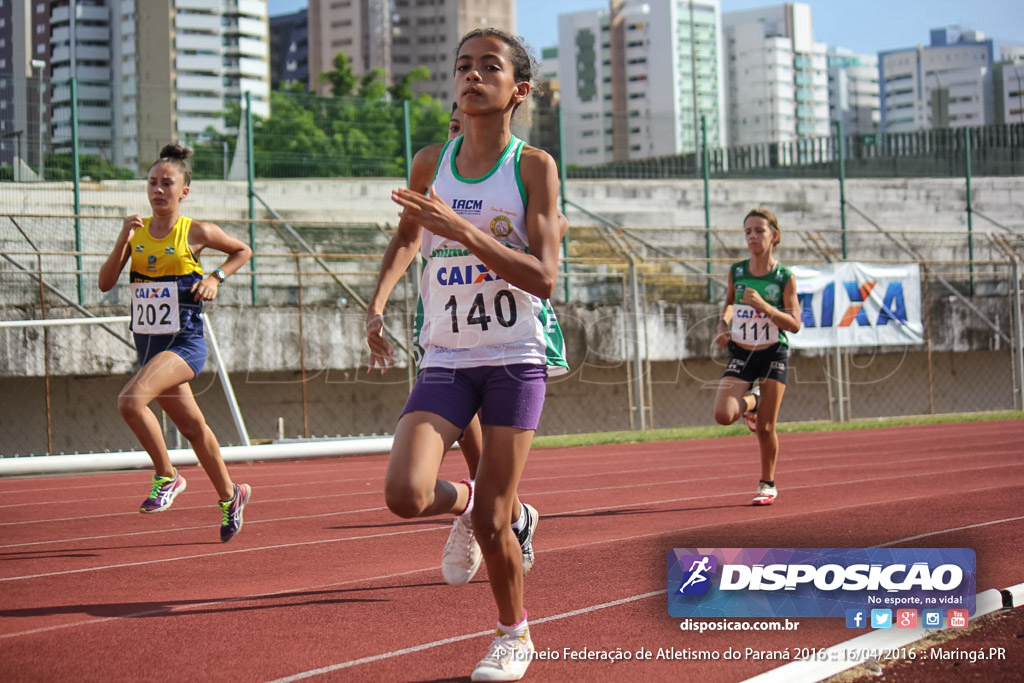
left=2, top=83, right=1023, bottom=456
left=1, top=213, right=1022, bottom=456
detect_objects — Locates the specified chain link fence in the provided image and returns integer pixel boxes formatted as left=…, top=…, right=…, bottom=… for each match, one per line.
left=2, top=213, right=1021, bottom=456
left=2, top=85, right=1023, bottom=457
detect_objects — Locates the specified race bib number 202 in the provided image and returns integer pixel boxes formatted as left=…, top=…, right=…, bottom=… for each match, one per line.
left=130, top=282, right=180, bottom=335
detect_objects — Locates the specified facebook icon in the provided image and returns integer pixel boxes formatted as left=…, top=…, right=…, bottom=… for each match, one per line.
left=845, top=609, right=867, bottom=629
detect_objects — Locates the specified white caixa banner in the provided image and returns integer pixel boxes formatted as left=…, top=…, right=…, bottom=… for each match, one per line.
left=788, top=262, right=923, bottom=349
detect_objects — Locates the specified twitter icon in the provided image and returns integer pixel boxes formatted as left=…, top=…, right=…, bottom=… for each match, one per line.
left=871, top=609, right=893, bottom=628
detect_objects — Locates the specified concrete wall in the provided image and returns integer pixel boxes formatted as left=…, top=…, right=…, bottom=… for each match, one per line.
left=4, top=176, right=1022, bottom=229
left=1, top=295, right=1017, bottom=456
left=2, top=175, right=1021, bottom=455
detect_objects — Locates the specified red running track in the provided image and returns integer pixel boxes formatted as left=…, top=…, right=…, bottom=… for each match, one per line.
left=1, top=420, right=1022, bottom=682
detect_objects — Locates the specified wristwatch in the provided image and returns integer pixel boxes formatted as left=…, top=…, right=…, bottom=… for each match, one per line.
left=212, top=268, right=227, bottom=283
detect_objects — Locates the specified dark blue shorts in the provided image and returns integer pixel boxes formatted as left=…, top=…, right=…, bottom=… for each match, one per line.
left=134, top=332, right=207, bottom=378
left=724, top=341, right=789, bottom=385
left=402, top=364, right=548, bottom=431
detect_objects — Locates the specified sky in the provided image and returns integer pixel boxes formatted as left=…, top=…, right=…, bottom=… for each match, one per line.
left=267, top=0, right=1023, bottom=58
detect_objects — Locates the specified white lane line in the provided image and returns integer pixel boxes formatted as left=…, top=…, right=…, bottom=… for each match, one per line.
left=3, top=445, right=1018, bottom=529
left=265, top=591, right=665, bottom=683
left=2, top=483, right=1021, bottom=639
left=2, top=450, right=1020, bottom=549
left=876, top=516, right=1024, bottom=546
left=1, top=460, right=1021, bottom=574
left=0, top=506, right=390, bottom=550
left=3, top=423, right=1011, bottom=497
left=0, top=525, right=441, bottom=582
left=0, top=566, right=436, bottom=640
left=264, top=510, right=1024, bottom=682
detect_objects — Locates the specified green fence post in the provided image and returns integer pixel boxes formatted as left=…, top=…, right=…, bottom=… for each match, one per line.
left=557, top=106, right=570, bottom=303
left=402, top=100, right=413, bottom=185
left=835, top=119, right=847, bottom=260
left=964, top=127, right=975, bottom=297
left=702, top=114, right=712, bottom=302
left=71, top=78, right=83, bottom=305
left=245, top=91, right=257, bottom=305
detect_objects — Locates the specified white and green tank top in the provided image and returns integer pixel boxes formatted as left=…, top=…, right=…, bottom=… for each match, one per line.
left=414, top=135, right=568, bottom=374
left=730, top=259, right=795, bottom=348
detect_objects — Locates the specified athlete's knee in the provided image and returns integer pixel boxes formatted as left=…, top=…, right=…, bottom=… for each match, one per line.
left=755, top=419, right=777, bottom=439
left=714, top=406, right=737, bottom=425
left=469, top=510, right=505, bottom=555
left=117, top=391, right=146, bottom=421
left=174, top=414, right=208, bottom=443
left=384, top=479, right=431, bottom=518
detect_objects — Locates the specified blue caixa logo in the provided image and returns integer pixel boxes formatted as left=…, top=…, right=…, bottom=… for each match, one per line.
left=676, top=554, right=719, bottom=596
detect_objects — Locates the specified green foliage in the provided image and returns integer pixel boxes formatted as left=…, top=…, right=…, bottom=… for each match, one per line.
left=388, top=66, right=431, bottom=103
left=532, top=411, right=1024, bottom=449
left=182, top=51, right=452, bottom=180
left=321, top=51, right=358, bottom=98
left=44, top=153, right=135, bottom=180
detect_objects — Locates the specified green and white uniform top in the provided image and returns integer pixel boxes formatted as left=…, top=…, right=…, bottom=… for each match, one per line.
left=729, top=259, right=795, bottom=348
left=414, top=135, right=568, bottom=374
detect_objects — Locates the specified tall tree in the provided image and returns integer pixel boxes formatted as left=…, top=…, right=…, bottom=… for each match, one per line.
left=388, top=66, right=431, bottom=103
left=321, top=51, right=358, bottom=98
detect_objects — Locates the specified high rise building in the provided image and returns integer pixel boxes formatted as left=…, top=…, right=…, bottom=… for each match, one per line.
left=391, top=0, right=515, bottom=102
left=307, top=0, right=390, bottom=96
left=36, top=0, right=270, bottom=172
left=879, top=27, right=994, bottom=132
left=270, top=7, right=308, bottom=90
left=992, top=48, right=1024, bottom=125
left=827, top=47, right=879, bottom=136
left=558, top=0, right=725, bottom=167
left=722, top=2, right=830, bottom=146
left=50, top=0, right=113, bottom=160
left=0, top=0, right=51, bottom=173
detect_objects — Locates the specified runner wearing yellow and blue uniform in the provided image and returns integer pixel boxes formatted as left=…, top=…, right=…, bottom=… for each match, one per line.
left=713, top=208, right=802, bottom=507
left=128, top=215, right=207, bottom=375
left=98, top=144, right=253, bottom=542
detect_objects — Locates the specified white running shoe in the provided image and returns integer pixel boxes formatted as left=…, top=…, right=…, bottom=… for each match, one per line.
left=752, top=481, right=777, bottom=506
left=471, top=628, right=535, bottom=682
left=442, top=512, right=482, bottom=585
left=515, top=503, right=539, bottom=576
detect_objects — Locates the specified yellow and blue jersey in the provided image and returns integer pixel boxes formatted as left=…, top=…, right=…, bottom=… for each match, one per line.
left=127, top=215, right=204, bottom=340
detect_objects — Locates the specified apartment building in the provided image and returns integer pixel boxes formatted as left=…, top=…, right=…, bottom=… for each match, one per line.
left=391, top=0, right=515, bottom=102
left=827, top=47, right=879, bottom=136
left=722, top=2, right=830, bottom=146
left=270, top=6, right=307, bottom=89
left=21, top=0, right=270, bottom=172
left=558, top=0, right=725, bottom=167
left=306, top=0, right=390, bottom=96
left=879, top=27, right=994, bottom=132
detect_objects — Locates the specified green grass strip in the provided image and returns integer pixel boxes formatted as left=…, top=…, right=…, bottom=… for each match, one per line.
left=532, top=411, right=1023, bottom=449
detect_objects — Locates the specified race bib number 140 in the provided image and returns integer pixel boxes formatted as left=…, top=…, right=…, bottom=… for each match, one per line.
left=424, top=255, right=534, bottom=349
left=130, top=282, right=180, bottom=335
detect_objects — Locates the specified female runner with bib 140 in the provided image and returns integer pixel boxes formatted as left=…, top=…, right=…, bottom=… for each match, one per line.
left=98, top=144, right=253, bottom=542
left=367, top=28, right=567, bottom=682
left=713, top=208, right=801, bottom=506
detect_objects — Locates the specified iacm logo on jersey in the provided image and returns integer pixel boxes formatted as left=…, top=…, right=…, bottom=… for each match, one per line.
left=667, top=548, right=976, bottom=618
left=451, top=198, right=483, bottom=216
